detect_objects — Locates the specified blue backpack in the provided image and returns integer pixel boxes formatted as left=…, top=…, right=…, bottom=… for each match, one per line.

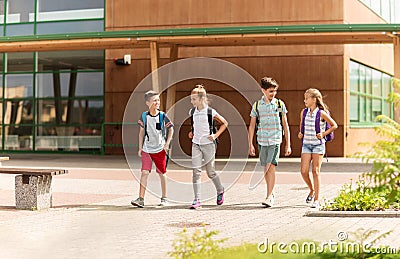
left=141, top=111, right=167, bottom=142
left=301, top=108, right=334, bottom=143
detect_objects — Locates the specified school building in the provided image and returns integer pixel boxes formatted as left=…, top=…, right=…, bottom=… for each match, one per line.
left=0, top=0, right=399, bottom=157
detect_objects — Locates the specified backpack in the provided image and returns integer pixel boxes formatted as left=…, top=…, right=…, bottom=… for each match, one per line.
left=141, top=110, right=167, bottom=143
left=301, top=108, right=334, bottom=144
left=253, top=98, right=284, bottom=140
left=190, top=107, right=219, bottom=146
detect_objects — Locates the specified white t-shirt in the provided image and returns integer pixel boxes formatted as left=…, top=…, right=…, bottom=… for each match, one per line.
left=138, top=111, right=173, bottom=153
left=189, top=106, right=219, bottom=145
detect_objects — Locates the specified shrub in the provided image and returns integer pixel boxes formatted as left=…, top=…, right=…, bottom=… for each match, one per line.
left=169, top=226, right=227, bottom=259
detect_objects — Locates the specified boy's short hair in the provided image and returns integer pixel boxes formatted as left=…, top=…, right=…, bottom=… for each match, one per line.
left=144, top=90, right=159, bottom=102
left=260, top=77, right=279, bottom=90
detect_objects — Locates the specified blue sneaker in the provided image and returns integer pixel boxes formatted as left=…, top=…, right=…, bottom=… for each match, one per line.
left=306, top=194, right=315, bottom=203
left=190, top=198, right=201, bottom=209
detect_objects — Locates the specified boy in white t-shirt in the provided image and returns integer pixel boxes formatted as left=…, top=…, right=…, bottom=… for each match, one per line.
left=131, top=91, right=174, bottom=208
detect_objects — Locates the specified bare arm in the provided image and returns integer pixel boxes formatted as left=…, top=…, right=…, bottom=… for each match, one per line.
left=281, top=114, right=291, bottom=156
left=211, top=114, right=228, bottom=139
left=298, top=109, right=305, bottom=139
left=138, top=127, right=144, bottom=157
left=319, top=111, right=338, bottom=139
left=248, top=116, right=257, bottom=156
left=164, top=127, right=174, bottom=151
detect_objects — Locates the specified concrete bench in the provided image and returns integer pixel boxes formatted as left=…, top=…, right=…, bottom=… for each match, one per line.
left=0, top=156, right=9, bottom=166
left=0, top=168, right=68, bottom=210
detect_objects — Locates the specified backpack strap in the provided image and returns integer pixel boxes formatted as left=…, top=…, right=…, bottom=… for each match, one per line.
left=253, top=100, right=260, bottom=126
left=207, top=107, right=214, bottom=135
left=159, top=111, right=165, bottom=129
left=315, top=109, right=323, bottom=144
left=142, top=111, right=149, bottom=142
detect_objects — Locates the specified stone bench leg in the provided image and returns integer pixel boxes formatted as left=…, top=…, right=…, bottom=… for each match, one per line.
left=15, top=175, right=53, bottom=210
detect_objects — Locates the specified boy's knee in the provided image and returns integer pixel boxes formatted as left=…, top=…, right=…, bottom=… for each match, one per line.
left=141, top=170, right=150, bottom=175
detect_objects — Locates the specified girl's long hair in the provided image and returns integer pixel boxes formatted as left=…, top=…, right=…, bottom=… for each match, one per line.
left=305, top=88, right=329, bottom=111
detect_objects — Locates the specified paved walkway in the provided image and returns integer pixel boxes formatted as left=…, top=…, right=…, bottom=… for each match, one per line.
left=0, top=154, right=399, bottom=258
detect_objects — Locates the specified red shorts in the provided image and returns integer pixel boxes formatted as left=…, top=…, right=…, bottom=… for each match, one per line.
left=141, top=149, right=167, bottom=174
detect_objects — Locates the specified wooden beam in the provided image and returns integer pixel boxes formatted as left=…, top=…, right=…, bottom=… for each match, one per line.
left=165, top=44, right=179, bottom=122
left=393, top=36, right=400, bottom=123
left=0, top=32, right=395, bottom=53
left=150, top=41, right=162, bottom=109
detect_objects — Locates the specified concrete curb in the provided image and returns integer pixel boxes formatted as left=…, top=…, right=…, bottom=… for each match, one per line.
left=305, top=210, right=400, bottom=218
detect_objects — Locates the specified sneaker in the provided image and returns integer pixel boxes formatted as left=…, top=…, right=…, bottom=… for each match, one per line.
left=190, top=198, right=201, bottom=209
left=311, top=200, right=320, bottom=209
left=159, top=197, right=168, bottom=206
left=262, top=194, right=275, bottom=208
left=306, top=194, right=315, bottom=203
left=217, top=191, right=224, bottom=205
left=131, top=197, right=144, bottom=208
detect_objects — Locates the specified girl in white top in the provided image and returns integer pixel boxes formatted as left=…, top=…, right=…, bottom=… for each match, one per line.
left=298, top=88, right=337, bottom=209
left=188, top=84, right=228, bottom=209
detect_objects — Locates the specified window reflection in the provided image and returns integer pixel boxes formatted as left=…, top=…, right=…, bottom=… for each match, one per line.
left=38, top=50, right=104, bottom=71
left=5, top=74, right=34, bottom=98
left=4, top=125, right=33, bottom=150
left=36, top=72, right=104, bottom=98
left=7, top=53, right=34, bottom=72
left=37, top=99, right=103, bottom=124
left=6, top=0, right=34, bottom=23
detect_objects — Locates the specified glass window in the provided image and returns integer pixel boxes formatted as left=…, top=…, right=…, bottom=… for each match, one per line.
left=5, top=74, right=34, bottom=98
left=372, top=70, right=382, bottom=96
left=365, top=67, right=372, bottom=95
left=6, top=52, right=34, bottom=72
left=3, top=99, right=33, bottom=124
left=36, top=20, right=104, bottom=34
left=0, top=75, right=3, bottom=98
left=359, top=66, right=366, bottom=93
left=382, top=74, right=391, bottom=97
left=37, top=50, right=104, bottom=72
left=349, top=62, right=359, bottom=92
left=37, top=99, right=103, bottom=124
left=349, top=60, right=393, bottom=126
left=6, top=0, right=34, bottom=23
left=4, top=125, right=33, bottom=150
left=5, top=23, right=34, bottom=36
left=38, top=0, right=104, bottom=12
left=372, top=98, right=382, bottom=118
left=381, top=0, right=391, bottom=21
left=36, top=72, right=103, bottom=98
left=360, top=96, right=366, bottom=122
left=350, top=94, right=359, bottom=121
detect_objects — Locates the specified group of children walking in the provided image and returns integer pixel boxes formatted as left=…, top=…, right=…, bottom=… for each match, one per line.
left=131, top=77, right=337, bottom=210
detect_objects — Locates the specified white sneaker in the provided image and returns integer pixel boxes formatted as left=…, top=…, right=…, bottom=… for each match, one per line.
left=311, top=200, right=320, bottom=209
left=262, top=194, right=275, bottom=208
left=159, top=197, right=168, bottom=206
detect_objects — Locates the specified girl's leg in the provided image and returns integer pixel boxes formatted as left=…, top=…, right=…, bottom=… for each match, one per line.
left=300, top=153, right=314, bottom=197
left=264, top=164, right=276, bottom=198
left=139, top=170, right=150, bottom=198
left=158, top=173, right=167, bottom=198
left=192, top=143, right=203, bottom=199
left=311, top=153, right=323, bottom=201
left=203, top=143, right=224, bottom=193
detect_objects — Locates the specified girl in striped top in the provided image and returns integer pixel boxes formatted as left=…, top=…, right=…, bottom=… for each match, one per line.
left=297, top=88, right=337, bottom=209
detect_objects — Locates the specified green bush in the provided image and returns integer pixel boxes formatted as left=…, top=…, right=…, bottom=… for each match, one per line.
left=323, top=177, right=389, bottom=211
left=169, top=226, right=227, bottom=259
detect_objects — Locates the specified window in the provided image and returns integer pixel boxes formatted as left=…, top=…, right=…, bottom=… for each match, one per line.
left=349, top=60, right=394, bottom=126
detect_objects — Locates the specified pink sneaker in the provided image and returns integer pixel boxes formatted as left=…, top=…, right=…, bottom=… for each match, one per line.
left=190, top=198, right=201, bottom=209
left=217, top=191, right=224, bottom=205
